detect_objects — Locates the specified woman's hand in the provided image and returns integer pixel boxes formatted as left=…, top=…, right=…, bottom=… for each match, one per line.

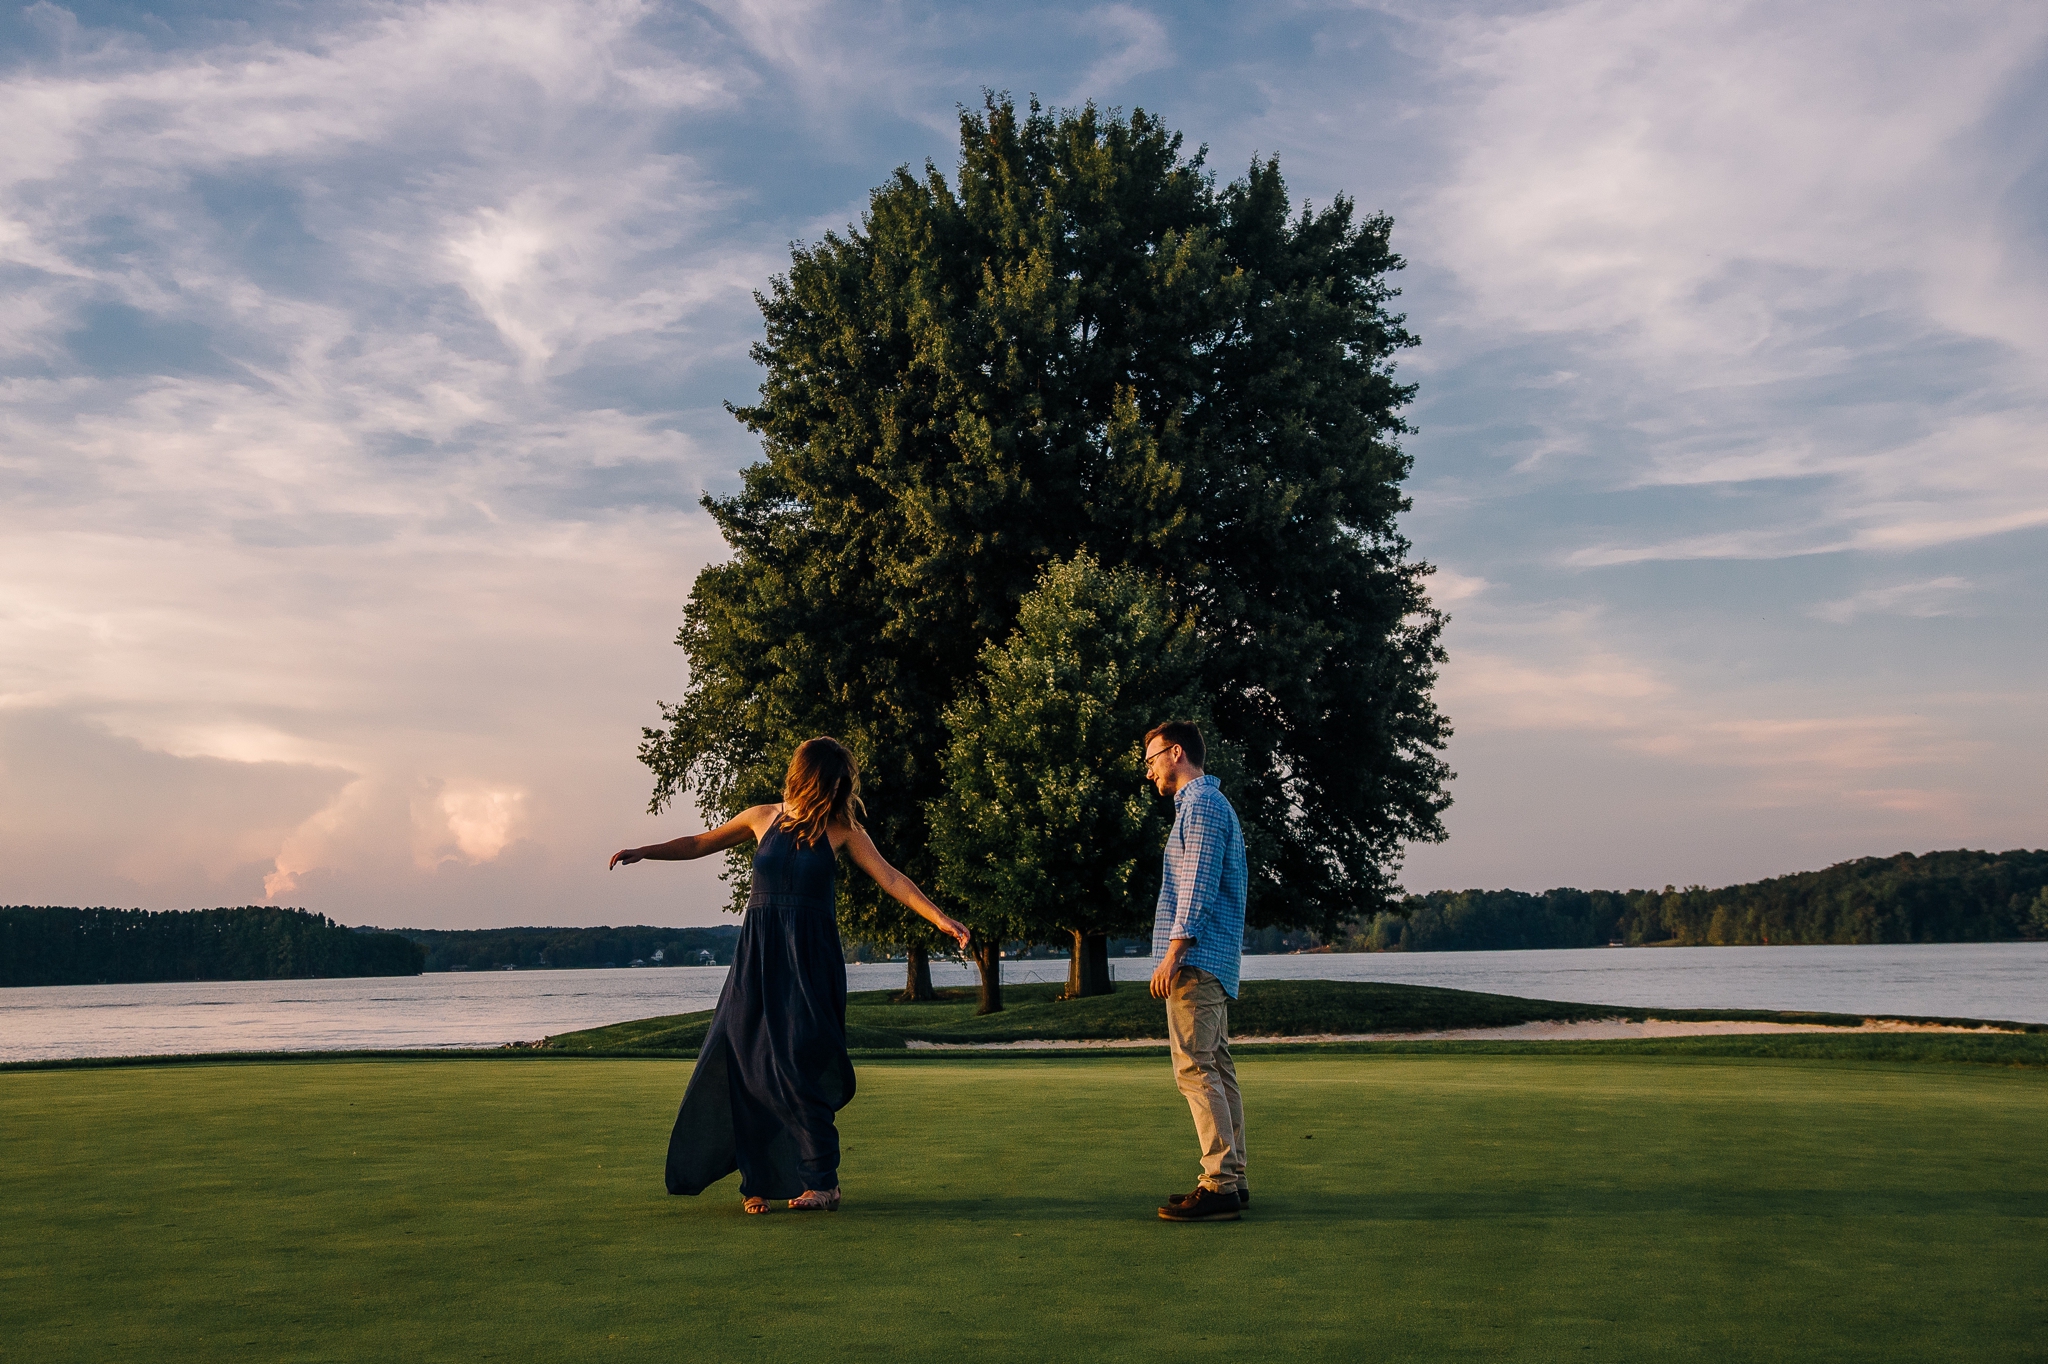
left=608, top=848, right=645, bottom=869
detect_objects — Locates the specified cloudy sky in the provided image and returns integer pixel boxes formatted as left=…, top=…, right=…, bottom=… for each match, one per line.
left=3, top=0, right=2043, bottom=929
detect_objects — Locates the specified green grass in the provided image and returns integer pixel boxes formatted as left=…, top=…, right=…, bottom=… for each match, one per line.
left=543, top=978, right=2040, bottom=1053
left=4, top=1054, right=2045, bottom=1362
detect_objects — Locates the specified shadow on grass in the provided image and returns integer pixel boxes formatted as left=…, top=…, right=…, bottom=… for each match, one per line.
left=686, top=1191, right=1178, bottom=1224
left=1309, top=1187, right=2048, bottom=1222
left=677, top=1186, right=2048, bottom=1225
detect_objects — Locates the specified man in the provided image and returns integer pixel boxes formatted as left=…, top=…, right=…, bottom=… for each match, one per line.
left=1143, top=720, right=1249, bottom=1223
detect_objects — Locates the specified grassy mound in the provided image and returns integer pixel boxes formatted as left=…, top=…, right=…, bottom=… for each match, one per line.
left=7, top=1055, right=2045, bottom=1362
left=543, top=978, right=2024, bottom=1054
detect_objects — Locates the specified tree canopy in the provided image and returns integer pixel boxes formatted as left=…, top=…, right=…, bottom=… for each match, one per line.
left=930, top=554, right=1205, bottom=1004
left=640, top=94, right=1451, bottom=952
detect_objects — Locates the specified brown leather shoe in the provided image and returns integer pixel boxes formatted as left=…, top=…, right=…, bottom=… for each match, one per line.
left=1158, top=1187, right=1241, bottom=1221
left=1167, top=1185, right=1249, bottom=1209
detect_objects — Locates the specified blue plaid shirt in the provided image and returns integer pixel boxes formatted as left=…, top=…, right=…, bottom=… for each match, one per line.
left=1151, top=774, right=1248, bottom=998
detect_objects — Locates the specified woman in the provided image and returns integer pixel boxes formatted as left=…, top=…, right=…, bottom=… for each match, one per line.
left=609, top=737, right=971, bottom=1213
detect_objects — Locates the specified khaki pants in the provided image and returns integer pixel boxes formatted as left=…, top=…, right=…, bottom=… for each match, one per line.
left=1166, top=967, right=1245, bottom=1194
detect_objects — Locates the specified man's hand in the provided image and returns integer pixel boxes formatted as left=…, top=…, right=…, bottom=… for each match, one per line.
left=1149, top=937, right=1192, bottom=999
left=608, top=848, right=644, bottom=869
left=1148, top=958, right=1174, bottom=998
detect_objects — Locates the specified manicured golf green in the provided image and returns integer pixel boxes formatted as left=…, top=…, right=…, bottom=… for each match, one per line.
left=4, top=1054, right=2043, bottom=1362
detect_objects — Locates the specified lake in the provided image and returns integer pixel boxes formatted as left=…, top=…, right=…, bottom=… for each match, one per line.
left=4, top=940, right=2044, bottom=1063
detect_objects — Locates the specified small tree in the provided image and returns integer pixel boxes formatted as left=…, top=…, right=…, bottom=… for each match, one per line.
left=930, top=554, right=1205, bottom=1009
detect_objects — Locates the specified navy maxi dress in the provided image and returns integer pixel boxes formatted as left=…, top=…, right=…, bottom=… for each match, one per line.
left=664, top=820, right=856, bottom=1199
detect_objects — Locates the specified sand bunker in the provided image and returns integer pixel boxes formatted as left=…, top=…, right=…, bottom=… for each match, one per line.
left=900, top=1017, right=2022, bottom=1050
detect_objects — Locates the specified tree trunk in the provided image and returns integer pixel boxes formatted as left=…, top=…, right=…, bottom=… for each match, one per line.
left=1063, top=930, right=1114, bottom=998
left=896, top=941, right=936, bottom=1002
left=974, top=939, right=1004, bottom=1015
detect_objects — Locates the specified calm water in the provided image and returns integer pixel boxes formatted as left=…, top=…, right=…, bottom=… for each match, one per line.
left=4, top=941, right=2044, bottom=1063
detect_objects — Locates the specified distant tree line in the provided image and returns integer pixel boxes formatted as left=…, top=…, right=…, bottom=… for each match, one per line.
left=1, top=906, right=424, bottom=987
left=396, top=925, right=741, bottom=973
left=1244, top=925, right=1324, bottom=955
left=1347, top=850, right=2048, bottom=952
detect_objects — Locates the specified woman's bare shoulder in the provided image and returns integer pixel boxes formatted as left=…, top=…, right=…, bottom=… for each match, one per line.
left=735, top=803, right=785, bottom=835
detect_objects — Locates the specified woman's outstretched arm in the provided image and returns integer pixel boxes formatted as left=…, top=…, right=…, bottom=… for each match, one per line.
left=841, top=824, right=973, bottom=951
left=609, top=805, right=777, bottom=869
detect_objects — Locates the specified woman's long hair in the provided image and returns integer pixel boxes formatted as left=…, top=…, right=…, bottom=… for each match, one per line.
left=779, top=737, right=864, bottom=847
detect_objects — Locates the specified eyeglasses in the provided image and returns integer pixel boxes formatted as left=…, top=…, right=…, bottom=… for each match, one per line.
left=1141, top=744, right=1177, bottom=771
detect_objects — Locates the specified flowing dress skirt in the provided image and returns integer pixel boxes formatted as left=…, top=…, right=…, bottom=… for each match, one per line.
left=664, top=823, right=855, bottom=1199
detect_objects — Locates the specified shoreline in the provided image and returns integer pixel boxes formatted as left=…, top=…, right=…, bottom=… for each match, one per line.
left=902, top=1016, right=2027, bottom=1050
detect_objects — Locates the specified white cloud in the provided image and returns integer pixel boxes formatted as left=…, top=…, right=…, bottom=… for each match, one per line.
left=1432, top=598, right=2001, bottom=833
left=264, top=778, right=384, bottom=901
left=1812, top=576, right=1976, bottom=625
left=1409, top=0, right=2048, bottom=561
left=1422, top=0, right=2047, bottom=357
left=1426, top=568, right=1489, bottom=606
left=1440, top=648, right=1667, bottom=733
left=1068, top=6, right=1172, bottom=101
left=698, top=0, right=961, bottom=142
left=421, top=781, right=532, bottom=867
left=1561, top=409, right=2048, bottom=565
left=0, top=708, right=353, bottom=901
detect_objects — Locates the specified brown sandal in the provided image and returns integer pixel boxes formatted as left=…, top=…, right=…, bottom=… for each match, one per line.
left=787, top=1187, right=841, bottom=1212
left=742, top=1196, right=772, bottom=1215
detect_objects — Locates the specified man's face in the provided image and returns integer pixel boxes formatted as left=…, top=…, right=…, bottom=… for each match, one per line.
left=1142, top=739, right=1179, bottom=796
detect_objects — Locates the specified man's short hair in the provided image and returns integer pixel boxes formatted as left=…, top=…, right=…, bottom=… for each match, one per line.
left=1144, top=720, right=1205, bottom=770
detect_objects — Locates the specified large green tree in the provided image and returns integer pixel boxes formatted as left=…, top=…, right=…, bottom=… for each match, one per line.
left=639, top=95, right=1451, bottom=973
left=930, top=553, right=1206, bottom=1009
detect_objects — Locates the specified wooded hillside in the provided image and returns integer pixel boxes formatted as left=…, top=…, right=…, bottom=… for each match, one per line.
left=1356, top=849, right=2048, bottom=951
left=395, top=924, right=739, bottom=973
left=1, top=906, right=424, bottom=987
